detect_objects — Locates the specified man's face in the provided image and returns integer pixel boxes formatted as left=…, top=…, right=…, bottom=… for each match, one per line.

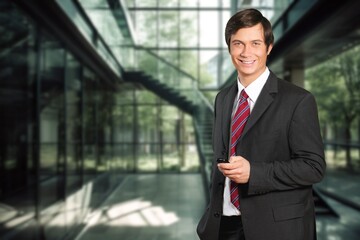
left=229, top=23, right=272, bottom=83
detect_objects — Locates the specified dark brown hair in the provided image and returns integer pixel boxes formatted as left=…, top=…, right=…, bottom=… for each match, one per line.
left=225, top=8, right=274, bottom=51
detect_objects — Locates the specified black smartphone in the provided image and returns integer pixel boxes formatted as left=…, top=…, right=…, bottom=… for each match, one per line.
left=217, top=158, right=229, bottom=163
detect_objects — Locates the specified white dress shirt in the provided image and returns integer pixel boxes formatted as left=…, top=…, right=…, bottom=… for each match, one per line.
left=222, top=67, right=270, bottom=216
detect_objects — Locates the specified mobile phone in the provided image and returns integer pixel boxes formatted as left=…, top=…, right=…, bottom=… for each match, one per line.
left=217, top=158, right=229, bottom=163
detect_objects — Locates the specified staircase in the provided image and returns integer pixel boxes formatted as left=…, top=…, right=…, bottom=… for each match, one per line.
left=123, top=70, right=197, bottom=115
left=193, top=105, right=214, bottom=202
left=313, top=187, right=339, bottom=217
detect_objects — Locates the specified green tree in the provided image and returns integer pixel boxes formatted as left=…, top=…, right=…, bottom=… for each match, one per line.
left=338, top=47, right=360, bottom=169
left=307, top=46, right=360, bottom=170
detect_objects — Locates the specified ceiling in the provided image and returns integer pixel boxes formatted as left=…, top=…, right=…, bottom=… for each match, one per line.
left=268, top=0, right=360, bottom=75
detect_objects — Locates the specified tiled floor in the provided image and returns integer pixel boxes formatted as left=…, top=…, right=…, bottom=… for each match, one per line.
left=316, top=197, right=360, bottom=240
left=316, top=169, right=360, bottom=240
left=75, top=174, right=206, bottom=240
left=75, top=173, right=360, bottom=240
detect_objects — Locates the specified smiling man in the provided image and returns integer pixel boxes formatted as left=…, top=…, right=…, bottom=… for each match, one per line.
left=196, top=9, right=326, bottom=240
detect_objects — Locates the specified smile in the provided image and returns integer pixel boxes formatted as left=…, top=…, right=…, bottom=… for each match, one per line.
left=240, top=60, right=255, bottom=64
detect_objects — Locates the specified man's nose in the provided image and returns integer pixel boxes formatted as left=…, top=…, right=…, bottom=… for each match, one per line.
left=240, top=45, right=251, bottom=56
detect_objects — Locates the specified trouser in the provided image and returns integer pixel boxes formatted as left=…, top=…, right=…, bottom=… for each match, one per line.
left=218, top=216, right=245, bottom=240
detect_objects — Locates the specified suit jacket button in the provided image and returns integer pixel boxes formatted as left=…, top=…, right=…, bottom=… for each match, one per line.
left=214, top=212, right=220, bottom=218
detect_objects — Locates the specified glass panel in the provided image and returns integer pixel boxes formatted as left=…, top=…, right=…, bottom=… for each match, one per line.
left=39, top=33, right=65, bottom=208
left=114, top=105, right=134, bottom=142
left=180, top=0, right=198, bottom=7
left=113, top=98, right=135, bottom=172
left=306, top=45, right=360, bottom=174
left=136, top=11, right=157, bottom=46
left=222, top=50, right=235, bottom=83
left=200, top=50, right=218, bottom=88
left=180, top=11, right=198, bottom=47
left=64, top=52, right=83, bottom=229
left=124, top=0, right=135, bottom=7
left=159, top=11, right=179, bottom=47
left=111, top=46, right=135, bottom=69
left=199, top=11, right=219, bottom=47
left=221, top=11, right=231, bottom=47
left=113, top=144, right=135, bottom=172
left=39, top=31, right=67, bottom=238
left=136, top=89, right=158, bottom=104
left=162, top=143, right=180, bottom=172
left=137, top=105, right=159, bottom=143
left=56, top=0, right=94, bottom=44
left=86, top=9, right=125, bottom=45
left=79, top=0, right=108, bottom=8
left=158, top=0, right=179, bottom=7
left=116, top=86, right=134, bottom=104
left=65, top=53, right=82, bottom=193
left=180, top=50, right=198, bottom=78
left=0, top=1, right=37, bottom=236
left=137, top=143, right=159, bottom=172
left=135, top=0, right=157, bottom=7
left=83, top=68, right=98, bottom=181
left=161, top=106, right=178, bottom=143
left=181, top=115, right=199, bottom=172
left=181, top=143, right=200, bottom=172
left=97, top=90, right=115, bottom=173
left=199, top=0, right=219, bottom=7
left=272, top=0, right=292, bottom=22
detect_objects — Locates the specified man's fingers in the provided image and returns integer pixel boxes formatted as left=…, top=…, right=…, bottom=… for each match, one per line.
left=217, top=162, right=235, bottom=170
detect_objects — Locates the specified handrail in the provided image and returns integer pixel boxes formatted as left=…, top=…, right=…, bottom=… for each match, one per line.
left=124, top=46, right=216, bottom=110
left=139, top=46, right=198, bottom=83
left=62, top=0, right=123, bottom=75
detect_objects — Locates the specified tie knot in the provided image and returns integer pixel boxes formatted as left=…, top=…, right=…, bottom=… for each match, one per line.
left=241, top=90, right=248, bottom=99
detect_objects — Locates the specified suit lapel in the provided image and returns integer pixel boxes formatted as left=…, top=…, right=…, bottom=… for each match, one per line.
left=222, top=83, right=238, bottom=149
left=241, top=72, right=278, bottom=138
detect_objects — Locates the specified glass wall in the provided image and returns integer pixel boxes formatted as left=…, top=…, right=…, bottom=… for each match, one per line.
left=0, top=0, right=37, bottom=237
left=126, top=0, right=231, bottom=90
left=123, top=0, right=284, bottom=93
left=306, top=46, right=360, bottom=173
left=0, top=1, right=199, bottom=239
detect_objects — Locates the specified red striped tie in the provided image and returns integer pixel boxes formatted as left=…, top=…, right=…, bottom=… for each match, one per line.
left=230, top=90, right=250, bottom=210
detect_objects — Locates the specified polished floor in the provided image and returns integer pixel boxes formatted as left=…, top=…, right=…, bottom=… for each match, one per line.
left=75, top=174, right=206, bottom=240
left=75, top=173, right=360, bottom=240
left=316, top=169, right=360, bottom=240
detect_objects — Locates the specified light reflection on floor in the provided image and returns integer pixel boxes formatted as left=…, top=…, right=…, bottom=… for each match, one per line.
left=316, top=197, right=360, bottom=240
left=75, top=174, right=360, bottom=240
left=85, top=198, right=179, bottom=227
left=76, top=174, right=205, bottom=240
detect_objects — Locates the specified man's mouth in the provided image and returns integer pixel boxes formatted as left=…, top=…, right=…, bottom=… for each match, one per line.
left=240, top=60, right=255, bottom=64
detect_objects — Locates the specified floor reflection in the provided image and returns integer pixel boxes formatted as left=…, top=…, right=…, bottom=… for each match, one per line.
left=75, top=174, right=360, bottom=240
left=76, top=174, right=205, bottom=240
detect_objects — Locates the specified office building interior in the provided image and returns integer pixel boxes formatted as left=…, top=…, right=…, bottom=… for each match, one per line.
left=1, top=0, right=360, bottom=239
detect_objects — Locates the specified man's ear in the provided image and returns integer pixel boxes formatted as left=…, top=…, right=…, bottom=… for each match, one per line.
left=267, top=44, right=273, bottom=55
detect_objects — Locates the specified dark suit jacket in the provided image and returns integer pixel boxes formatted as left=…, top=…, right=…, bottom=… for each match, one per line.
left=197, top=71, right=326, bottom=240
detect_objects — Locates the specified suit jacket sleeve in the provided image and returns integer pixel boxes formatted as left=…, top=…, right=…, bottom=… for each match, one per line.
left=248, top=92, right=326, bottom=194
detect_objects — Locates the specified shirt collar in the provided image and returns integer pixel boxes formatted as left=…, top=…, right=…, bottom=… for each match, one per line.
left=236, top=67, right=270, bottom=103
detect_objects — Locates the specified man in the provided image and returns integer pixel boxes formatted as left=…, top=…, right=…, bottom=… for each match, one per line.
left=196, top=8, right=326, bottom=240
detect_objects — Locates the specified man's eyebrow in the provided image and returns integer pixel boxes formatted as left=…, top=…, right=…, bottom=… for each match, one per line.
left=231, top=39, right=264, bottom=43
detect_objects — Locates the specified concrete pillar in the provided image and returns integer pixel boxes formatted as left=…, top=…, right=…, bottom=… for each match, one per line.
left=289, top=67, right=305, bottom=88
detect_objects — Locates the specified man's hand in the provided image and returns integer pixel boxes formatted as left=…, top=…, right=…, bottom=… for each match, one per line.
left=217, top=156, right=250, bottom=183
